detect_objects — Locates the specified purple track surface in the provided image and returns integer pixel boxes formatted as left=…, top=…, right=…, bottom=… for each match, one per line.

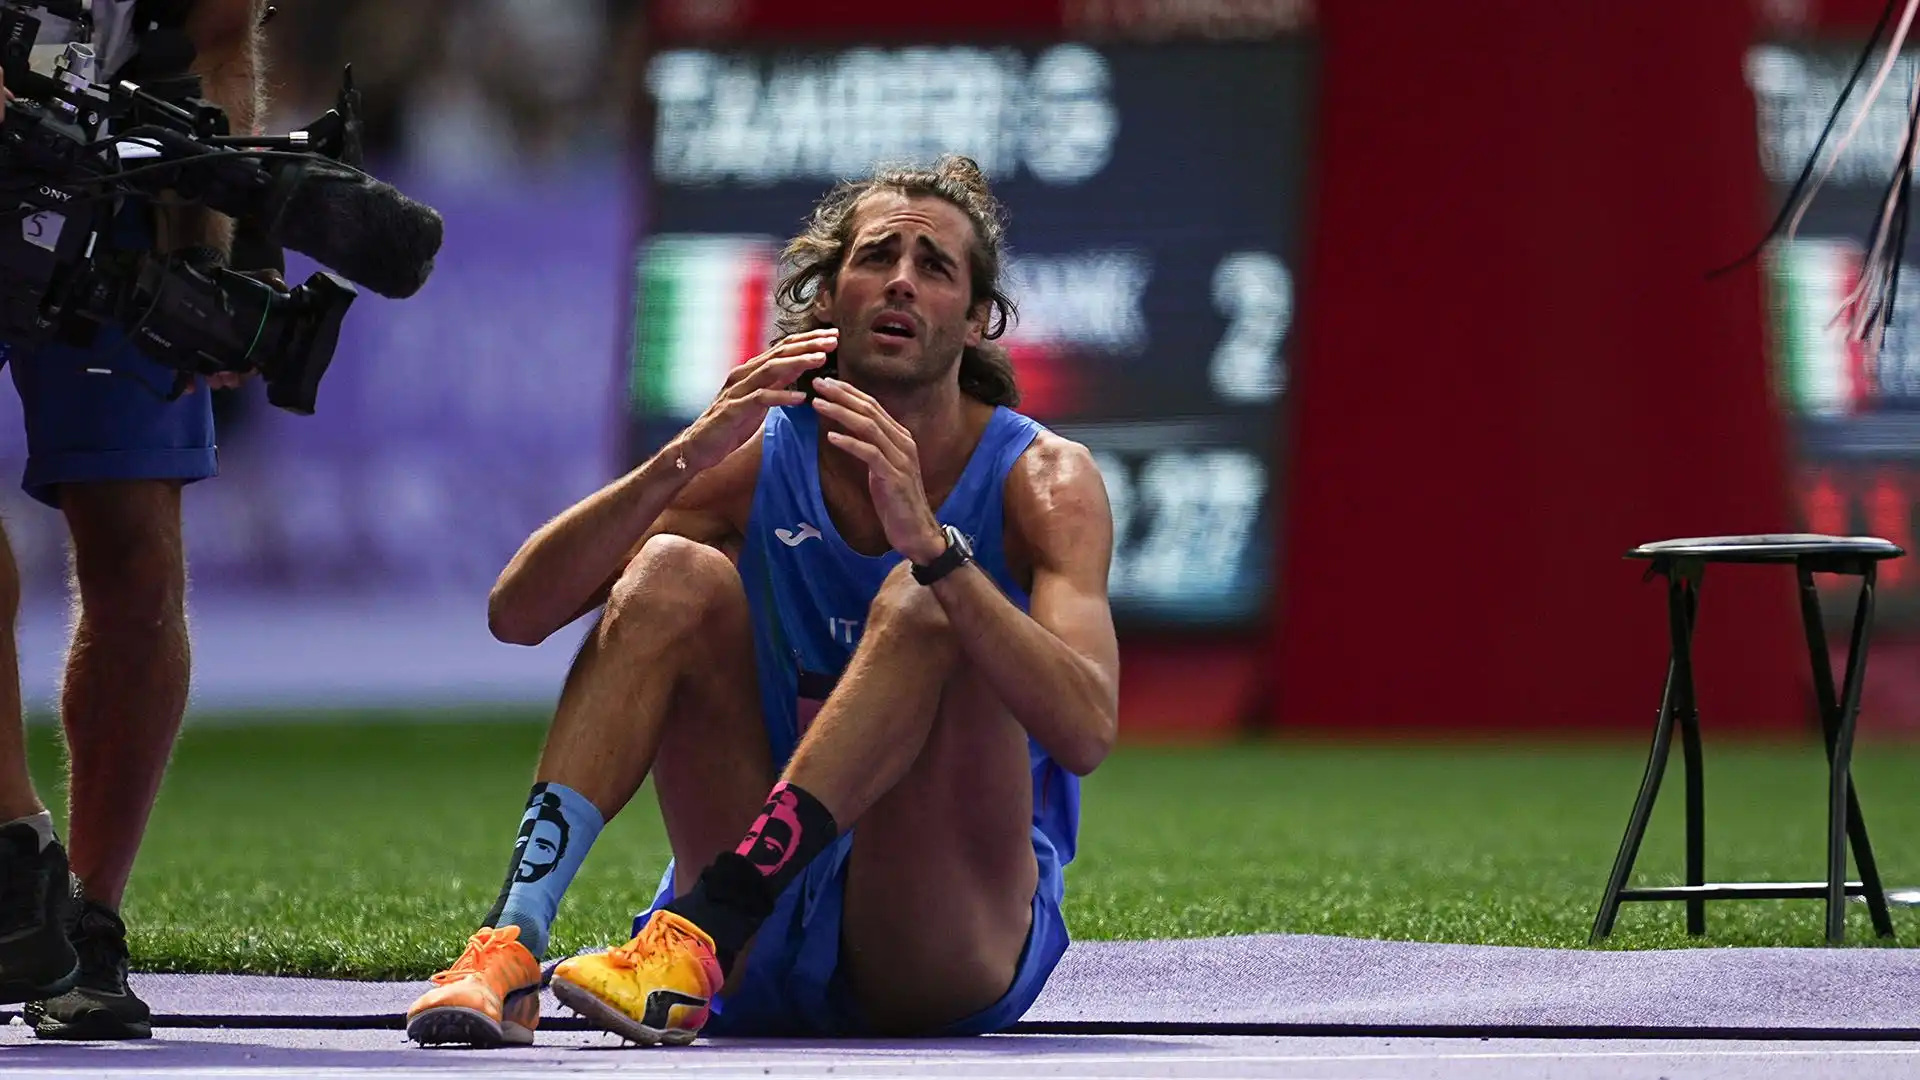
left=6, top=1030, right=1920, bottom=1079
left=3, top=935, right=1918, bottom=1078
left=1, top=934, right=1913, bottom=1030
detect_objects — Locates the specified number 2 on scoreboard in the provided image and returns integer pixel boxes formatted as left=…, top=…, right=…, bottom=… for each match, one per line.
left=1209, top=251, right=1292, bottom=404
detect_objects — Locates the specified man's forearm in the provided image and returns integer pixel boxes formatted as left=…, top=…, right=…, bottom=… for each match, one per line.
left=194, top=3, right=264, bottom=139
left=488, top=444, right=699, bottom=646
left=927, top=565, right=1117, bottom=775
left=160, top=1, right=266, bottom=255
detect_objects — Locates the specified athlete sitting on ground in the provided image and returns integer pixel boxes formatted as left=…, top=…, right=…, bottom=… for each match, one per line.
left=405, top=154, right=1120, bottom=1046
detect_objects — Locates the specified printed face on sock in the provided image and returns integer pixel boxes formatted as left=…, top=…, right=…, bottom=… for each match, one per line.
left=513, top=799, right=570, bottom=883
left=746, top=819, right=793, bottom=869
left=738, top=788, right=805, bottom=875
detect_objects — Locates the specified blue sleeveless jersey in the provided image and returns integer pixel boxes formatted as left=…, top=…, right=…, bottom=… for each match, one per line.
left=737, top=404, right=1081, bottom=870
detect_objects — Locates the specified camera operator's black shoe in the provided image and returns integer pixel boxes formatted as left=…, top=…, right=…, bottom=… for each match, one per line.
left=0, top=822, right=80, bottom=1004
left=26, top=896, right=152, bottom=1039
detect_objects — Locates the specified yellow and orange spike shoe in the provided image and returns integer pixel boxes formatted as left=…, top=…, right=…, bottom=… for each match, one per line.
left=404, top=926, right=543, bottom=1047
left=548, top=910, right=724, bottom=1046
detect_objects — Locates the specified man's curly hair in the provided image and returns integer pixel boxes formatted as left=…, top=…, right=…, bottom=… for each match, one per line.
left=772, top=155, right=1021, bottom=407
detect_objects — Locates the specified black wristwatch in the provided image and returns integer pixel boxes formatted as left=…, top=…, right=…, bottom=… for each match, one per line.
left=911, top=524, right=974, bottom=585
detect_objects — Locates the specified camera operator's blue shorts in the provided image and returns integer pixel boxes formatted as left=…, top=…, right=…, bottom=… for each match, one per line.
left=0, top=204, right=216, bottom=509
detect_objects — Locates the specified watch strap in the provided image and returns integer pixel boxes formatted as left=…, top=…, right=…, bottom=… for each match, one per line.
left=911, top=525, right=971, bottom=585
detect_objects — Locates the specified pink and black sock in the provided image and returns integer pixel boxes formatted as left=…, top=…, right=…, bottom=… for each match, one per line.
left=664, top=781, right=838, bottom=973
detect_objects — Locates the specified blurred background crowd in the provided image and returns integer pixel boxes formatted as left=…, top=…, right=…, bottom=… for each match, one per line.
left=261, top=0, right=647, bottom=180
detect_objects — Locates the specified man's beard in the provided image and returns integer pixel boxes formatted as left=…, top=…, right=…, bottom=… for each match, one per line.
left=838, top=339, right=962, bottom=394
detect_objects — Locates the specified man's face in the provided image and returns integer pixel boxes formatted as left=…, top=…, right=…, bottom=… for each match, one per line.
left=515, top=820, right=563, bottom=882
left=746, top=819, right=794, bottom=868
left=813, top=191, right=986, bottom=392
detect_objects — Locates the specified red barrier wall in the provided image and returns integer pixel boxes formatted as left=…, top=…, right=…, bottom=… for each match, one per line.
left=1808, top=0, right=1902, bottom=31
left=1272, top=1, right=1810, bottom=737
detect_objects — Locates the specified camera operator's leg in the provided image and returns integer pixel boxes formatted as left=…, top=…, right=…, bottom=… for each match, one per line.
left=17, top=480, right=189, bottom=1040
left=56, top=480, right=190, bottom=911
left=9, top=319, right=216, bottom=1041
left=0, top=523, right=42, bottom=822
left=0, top=519, right=81, bottom=1005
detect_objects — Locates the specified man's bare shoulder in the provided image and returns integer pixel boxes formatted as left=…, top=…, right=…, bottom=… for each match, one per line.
left=1010, top=430, right=1106, bottom=500
left=1006, top=430, right=1113, bottom=555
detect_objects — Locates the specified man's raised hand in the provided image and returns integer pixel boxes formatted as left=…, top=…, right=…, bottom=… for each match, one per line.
left=674, top=329, right=834, bottom=473
left=810, top=376, right=947, bottom=565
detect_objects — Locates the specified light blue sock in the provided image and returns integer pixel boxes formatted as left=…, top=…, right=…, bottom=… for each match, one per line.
left=481, top=782, right=604, bottom=959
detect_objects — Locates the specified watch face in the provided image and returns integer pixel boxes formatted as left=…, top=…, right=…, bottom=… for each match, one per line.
left=945, top=525, right=972, bottom=559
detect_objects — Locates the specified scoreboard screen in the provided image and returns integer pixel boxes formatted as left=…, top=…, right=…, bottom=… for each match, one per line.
left=625, top=37, right=1317, bottom=630
left=1749, top=42, right=1920, bottom=624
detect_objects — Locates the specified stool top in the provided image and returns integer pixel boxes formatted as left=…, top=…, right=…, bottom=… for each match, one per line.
left=1626, top=534, right=1905, bottom=563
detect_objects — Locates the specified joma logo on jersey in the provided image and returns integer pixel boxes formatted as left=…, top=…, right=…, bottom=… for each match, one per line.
left=826, top=617, right=862, bottom=645
left=776, top=522, right=822, bottom=547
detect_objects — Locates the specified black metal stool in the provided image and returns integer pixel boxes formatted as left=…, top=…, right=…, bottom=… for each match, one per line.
left=1590, top=533, right=1905, bottom=945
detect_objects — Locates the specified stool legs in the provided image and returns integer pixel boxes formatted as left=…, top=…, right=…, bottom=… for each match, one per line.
left=1595, top=547, right=1899, bottom=946
left=1591, top=570, right=1699, bottom=943
left=1678, top=583, right=1706, bottom=934
left=1796, top=565, right=1894, bottom=942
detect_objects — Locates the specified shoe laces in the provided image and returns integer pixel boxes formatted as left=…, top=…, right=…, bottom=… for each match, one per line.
left=607, top=913, right=698, bottom=971
left=430, top=926, right=523, bottom=986
left=71, top=902, right=131, bottom=993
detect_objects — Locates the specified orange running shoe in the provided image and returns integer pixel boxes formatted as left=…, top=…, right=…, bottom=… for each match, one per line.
left=405, top=926, right=543, bottom=1047
left=548, top=910, right=723, bottom=1046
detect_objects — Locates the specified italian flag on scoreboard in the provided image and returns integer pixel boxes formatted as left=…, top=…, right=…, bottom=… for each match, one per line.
left=631, top=235, right=780, bottom=417
left=1768, top=237, right=1872, bottom=418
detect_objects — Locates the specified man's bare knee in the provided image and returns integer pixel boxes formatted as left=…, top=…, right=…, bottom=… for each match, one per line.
left=601, top=534, right=745, bottom=649
left=70, top=546, right=183, bottom=625
left=863, top=562, right=956, bottom=658
left=0, top=527, right=19, bottom=628
left=62, top=483, right=185, bottom=622
left=537, top=535, right=754, bottom=821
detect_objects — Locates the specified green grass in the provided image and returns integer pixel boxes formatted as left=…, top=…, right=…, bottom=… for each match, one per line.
left=24, top=715, right=1920, bottom=980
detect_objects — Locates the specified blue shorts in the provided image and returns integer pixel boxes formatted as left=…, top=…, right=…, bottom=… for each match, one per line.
left=0, top=203, right=217, bottom=509
left=639, top=825, right=1071, bottom=1037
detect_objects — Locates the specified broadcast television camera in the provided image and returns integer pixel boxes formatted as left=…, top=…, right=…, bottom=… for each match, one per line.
left=0, top=1, right=444, bottom=413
